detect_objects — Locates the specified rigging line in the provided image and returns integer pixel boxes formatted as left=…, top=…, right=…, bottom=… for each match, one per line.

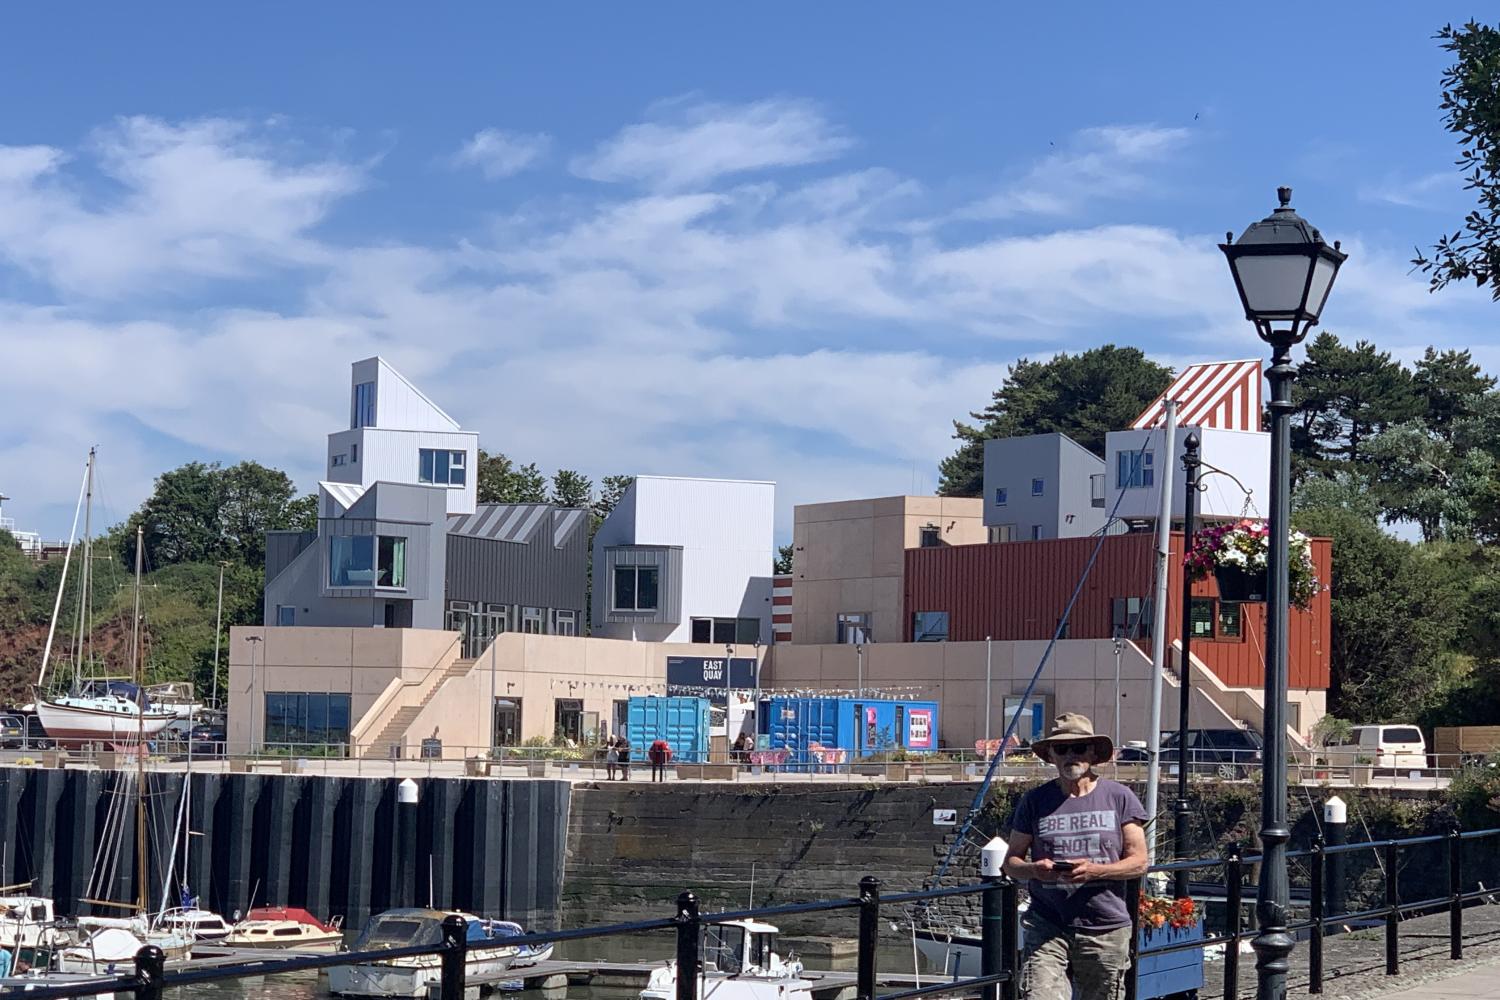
left=37, top=458, right=90, bottom=690
left=927, top=437, right=1152, bottom=890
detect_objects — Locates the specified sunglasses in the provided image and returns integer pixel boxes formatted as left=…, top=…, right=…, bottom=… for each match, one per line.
left=1052, top=744, right=1093, bottom=758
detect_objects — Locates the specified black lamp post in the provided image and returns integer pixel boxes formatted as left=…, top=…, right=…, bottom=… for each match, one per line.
left=1220, top=187, right=1346, bottom=1000
left=1172, top=432, right=1201, bottom=900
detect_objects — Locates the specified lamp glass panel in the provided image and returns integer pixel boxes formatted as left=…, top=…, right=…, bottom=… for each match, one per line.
left=1305, top=255, right=1339, bottom=318
left=1232, top=253, right=1316, bottom=318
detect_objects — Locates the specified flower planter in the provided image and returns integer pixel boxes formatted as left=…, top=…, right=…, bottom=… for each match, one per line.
left=1214, top=565, right=1267, bottom=603
left=1135, top=922, right=1205, bottom=1000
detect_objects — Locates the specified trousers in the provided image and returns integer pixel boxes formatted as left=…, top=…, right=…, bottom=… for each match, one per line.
left=1018, top=911, right=1132, bottom=1000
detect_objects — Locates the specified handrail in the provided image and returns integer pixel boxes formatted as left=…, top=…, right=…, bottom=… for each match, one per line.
left=347, top=635, right=464, bottom=751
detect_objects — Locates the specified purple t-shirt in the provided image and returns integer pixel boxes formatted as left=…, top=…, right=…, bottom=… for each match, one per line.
left=1009, top=778, right=1147, bottom=931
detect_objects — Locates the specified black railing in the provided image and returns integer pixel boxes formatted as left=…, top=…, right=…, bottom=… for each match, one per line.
left=15, top=825, right=1500, bottom=999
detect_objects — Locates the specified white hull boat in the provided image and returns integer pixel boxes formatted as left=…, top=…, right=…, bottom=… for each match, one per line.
left=56, top=922, right=193, bottom=974
left=224, top=906, right=345, bottom=952
left=640, top=919, right=812, bottom=1000
left=35, top=695, right=176, bottom=748
left=328, top=909, right=518, bottom=998
left=157, top=906, right=232, bottom=942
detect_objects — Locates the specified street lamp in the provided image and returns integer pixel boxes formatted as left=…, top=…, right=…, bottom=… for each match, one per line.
left=1172, top=432, right=1202, bottom=900
left=1220, top=186, right=1346, bottom=1000
left=246, top=634, right=264, bottom=754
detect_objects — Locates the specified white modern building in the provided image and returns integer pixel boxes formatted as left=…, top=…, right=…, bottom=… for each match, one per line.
left=591, top=476, right=775, bottom=644
left=324, top=357, right=479, bottom=517
left=1105, top=359, right=1270, bottom=522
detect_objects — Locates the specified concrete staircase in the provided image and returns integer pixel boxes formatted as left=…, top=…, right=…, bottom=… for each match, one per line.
left=361, top=657, right=475, bottom=758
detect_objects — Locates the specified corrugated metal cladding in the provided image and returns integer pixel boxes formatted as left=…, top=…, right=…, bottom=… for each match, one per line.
left=265, top=531, right=316, bottom=583
left=602, top=545, right=684, bottom=625
left=321, top=517, right=433, bottom=600
left=445, top=505, right=589, bottom=612
left=904, top=532, right=1332, bottom=691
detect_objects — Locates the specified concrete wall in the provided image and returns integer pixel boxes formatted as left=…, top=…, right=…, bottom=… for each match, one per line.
left=790, top=496, right=985, bottom=645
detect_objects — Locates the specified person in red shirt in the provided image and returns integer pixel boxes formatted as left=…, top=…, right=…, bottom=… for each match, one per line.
left=648, top=739, right=672, bottom=782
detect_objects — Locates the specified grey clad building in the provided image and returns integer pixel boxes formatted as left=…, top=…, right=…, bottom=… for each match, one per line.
left=982, top=433, right=1107, bottom=542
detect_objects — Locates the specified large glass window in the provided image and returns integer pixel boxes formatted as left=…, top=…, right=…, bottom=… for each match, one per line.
left=418, top=449, right=467, bottom=486
left=691, top=617, right=760, bottom=644
left=264, top=692, right=352, bottom=747
left=352, top=382, right=376, bottom=429
left=912, top=611, right=949, bottom=642
left=553, top=609, right=577, bottom=636
left=522, top=607, right=545, bottom=633
left=613, top=565, right=659, bottom=611
left=1117, top=450, right=1155, bottom=489
left=493, top=699, right=521, bottom=747
left=329, top=535, right=406, bottom=589
left=554, top=699, right=584, bottom=743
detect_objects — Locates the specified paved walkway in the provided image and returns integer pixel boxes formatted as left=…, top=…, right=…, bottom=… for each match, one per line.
left=1374, top=966, right=1500, bottom=999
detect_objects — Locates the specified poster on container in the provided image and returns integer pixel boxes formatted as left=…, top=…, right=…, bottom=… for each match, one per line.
left=907, top=708, right=934, bottom=749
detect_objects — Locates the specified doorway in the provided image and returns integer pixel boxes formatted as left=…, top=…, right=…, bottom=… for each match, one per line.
left=493, top=698, right=521, bottom=747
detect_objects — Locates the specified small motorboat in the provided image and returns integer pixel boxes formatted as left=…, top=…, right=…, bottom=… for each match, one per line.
left=0, top=894, right=74, bottom=967
left=55, top=919, right=193, bottom=975
left=487, top=920, right=552, bottom=968
left=328, top=909, right=519, bottom=998
left=157, top=906, right=233, bottom=942
left=223, top=906, right=345, bottom=952
left=640, top=918, right=812, bottom=1000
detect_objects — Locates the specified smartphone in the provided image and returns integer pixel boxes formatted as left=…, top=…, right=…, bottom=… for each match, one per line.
left=1051, top=861, right=1076, bottom=872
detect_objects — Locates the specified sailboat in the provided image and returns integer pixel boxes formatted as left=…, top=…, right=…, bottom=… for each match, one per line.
left=34, top=450, right=176, bottom=747
left=56, top=524, right=195, bottom=973
left=154, top=698, right=230, bottom=943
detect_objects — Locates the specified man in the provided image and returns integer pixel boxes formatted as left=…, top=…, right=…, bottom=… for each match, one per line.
left=1003, top=714, right=1149, bottom=1000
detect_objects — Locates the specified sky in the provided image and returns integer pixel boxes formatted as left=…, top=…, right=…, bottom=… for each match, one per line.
left=1, top=4, right=1495, bottom=542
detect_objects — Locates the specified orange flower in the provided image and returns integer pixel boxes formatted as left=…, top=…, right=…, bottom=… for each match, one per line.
left=1151, top=914, right=1166, bottom=928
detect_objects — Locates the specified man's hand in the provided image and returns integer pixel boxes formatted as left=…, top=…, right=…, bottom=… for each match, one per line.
left=1030, top=859, right=1064, bottom=883
left=1058, top=860, right=1100, bottom=883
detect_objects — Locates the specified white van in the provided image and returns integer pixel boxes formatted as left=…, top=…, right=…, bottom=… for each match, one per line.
left=1325, top=725, right=1427, bottom=770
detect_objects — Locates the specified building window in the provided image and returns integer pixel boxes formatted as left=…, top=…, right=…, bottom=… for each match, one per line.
left=995, top=487, right=1008, bottom=506
left=836, top=612, right=870, bottom=644
left=1218, top=601, right=1242, bottom=638
left=553, top=609, right=577, bottom=636
left=1056, top=618, right=1071, bottom=639
left=352, top=381, right=376, bottom=429
left=419, top=449, right=467, bottom=486
left=919, top=525, right=942, bottom=548
left=1112, top=597, right=1153, bottom=639
left=1030, top=525, right=1042, bottom=541
left=493, top=698, right=521, bottom=747
left=350, top=444, right=358, bottom=463
left=613, top=565, right=660, bottom=612
left=331, top=453, right=347, bottom=468
left=912, top=611, right=949, bottom=642
left=554, top=699, right=584, bottom=744
left=276, top=605, right=295, bottom=626
left=1031, top=478, right=1045, bottom=496
left=691, top=617, right=761, bottom=644
left=329, top=535, right=405, bottom=589
left=522, top=606, right=545, bottom=634
left=1117, top=450, right=1155, bottom=489
left=988, top=524, right=1014, bottom=543
left=264, top=692, right=351, bottom=747
left=1190, top=598, right=1215, bottom=638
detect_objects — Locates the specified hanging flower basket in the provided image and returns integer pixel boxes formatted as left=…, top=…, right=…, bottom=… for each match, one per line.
left=1185, top=519, right=1321, bottom=610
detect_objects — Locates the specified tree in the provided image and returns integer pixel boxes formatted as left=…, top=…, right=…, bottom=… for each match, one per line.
left=550, top=469, right=594, bottom=509
left=1291, top=333, right=1419, bottom=475
left=1363, top=421, right=1500, bottom=542
left=1412, top=347, right=1496, bottom=440
left=1413, top=21, right=1500, bottom=299
left=938, top=346, right=1172, bottom=496
left=124, top=461, right=305, bottom=569
left=593, top=475, right=635, bottom=522
left=476, top=449, right=548, bottom=504
left=774, top=543, right=794, bottom=575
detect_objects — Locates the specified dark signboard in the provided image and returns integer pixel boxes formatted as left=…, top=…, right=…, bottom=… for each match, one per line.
left=665, top=656, right=758, bottom=704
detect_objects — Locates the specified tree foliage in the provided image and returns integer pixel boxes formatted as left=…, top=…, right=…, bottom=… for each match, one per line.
left=1413, top=21, right=1500, bottom=298
left=550, top=469, right=594, bottom=509
left=774, top=543, right=794, bottom=575
left=938, top=345, right=1172, bottom=496
left=123, top=461, right=311, bottom=570
left=475, top=450, right=548, bottom=504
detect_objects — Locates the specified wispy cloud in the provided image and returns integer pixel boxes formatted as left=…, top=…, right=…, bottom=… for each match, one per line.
left=571, top=97, right=853, bottom=190
left=1358, top=170, right=1458, bottom=210
left=449, top=127, right=551, bottom=179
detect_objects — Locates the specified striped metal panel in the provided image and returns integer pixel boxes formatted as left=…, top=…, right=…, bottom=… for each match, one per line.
left=772, top=573, right=793, bottom=642
left=265, top=530, right=316, bottom=583
left=903, top=532, right=1331, bottom=690
left=444, top=509, right=589, bottom=612
left=1131, top=360, right=1263, bottom=432
left=319, top=480, right=368, bottom=514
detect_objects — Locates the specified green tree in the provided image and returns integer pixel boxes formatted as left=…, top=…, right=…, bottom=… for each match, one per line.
left=1364, top=421, right=1500, bottom=542
left=124, top=461, right=306, bottom=569
left=1292, top=333, right=1419, bottom=474
left=476, top=449, right=549, bottom=504
left=593, top=475, right=635, bottom=522
left=774, top=543, right=794, bottom=575
left=938, top=346, right=1172, bottom=496
left=550, top=469, right=594, bottom=509
left=1412, top=347, right=1496, bottom=439
left=1413, top=21, right=1500, bottom=298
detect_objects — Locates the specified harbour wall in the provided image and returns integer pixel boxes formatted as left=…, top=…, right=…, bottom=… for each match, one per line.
left=0, top=768, right=570, bottom=928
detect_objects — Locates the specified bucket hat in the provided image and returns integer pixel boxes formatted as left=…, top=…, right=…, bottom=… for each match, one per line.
left=1032, top=713, right=1113, bottom=761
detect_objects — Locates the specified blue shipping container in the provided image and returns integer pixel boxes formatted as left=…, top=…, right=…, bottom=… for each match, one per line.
left=764, top=698, right=940, bottom=762
left=626, top=696, right=710, bottom=763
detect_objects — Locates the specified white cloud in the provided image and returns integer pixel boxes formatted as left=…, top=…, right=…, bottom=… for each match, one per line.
left=1357, top=169, right=1460, bottom=210
left=449, top=128, right=551, bottom=179
left=571, top=98, right=853, bottom=190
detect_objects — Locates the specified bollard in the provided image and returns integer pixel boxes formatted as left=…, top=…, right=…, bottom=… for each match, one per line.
left=980, top=876, right=1004, bottom=1000
left=856, top=877, right=880, bottom=1000
left=1223, top=846, right=1243, bottom=1000
left=398, top=778, right=420, bottom=909
left=676, top=891, right=701, bottom=1000
left=1000, top=880, right=1019, bottom=1000
left=1449, top=828, right=1463, bottom=961
left=1323, top=796, right=1347, bottom=929
left=1384, top=841, right=1399, bottom=976
left=133, top=945, right=166, bottom=1000
left=440, top=913, right=468, bottom=1000
left=1308, top=836, right=1324, bottom=994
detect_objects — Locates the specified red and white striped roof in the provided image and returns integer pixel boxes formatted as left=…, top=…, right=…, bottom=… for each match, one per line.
left=1131, top=359, right=1263, bottom=432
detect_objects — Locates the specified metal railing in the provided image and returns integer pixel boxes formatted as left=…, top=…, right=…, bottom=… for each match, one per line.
left=16, top=823, right=1500, bottom=1000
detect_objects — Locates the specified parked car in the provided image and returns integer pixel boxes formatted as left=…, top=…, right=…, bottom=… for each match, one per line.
left=1112, top=729, right=1263, bottom=778
left=1323, top=724, right=1426, bottom=771
left=0, top=714, right=25, bottom=749
left=189, top=724, right=227, bottom=757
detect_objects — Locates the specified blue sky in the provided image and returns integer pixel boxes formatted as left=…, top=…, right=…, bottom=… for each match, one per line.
left=1, top=4, right=1495, bottom=541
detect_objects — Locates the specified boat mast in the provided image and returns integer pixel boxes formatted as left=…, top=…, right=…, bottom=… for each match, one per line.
left=131, top=524, right=148, bottom=915
left=72, top=449, right=95, bottom=692
left=36, top=454, right=90, bottom=690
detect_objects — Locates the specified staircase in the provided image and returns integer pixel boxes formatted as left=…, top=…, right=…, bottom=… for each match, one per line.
left=360, top=657, right=475, bottom=759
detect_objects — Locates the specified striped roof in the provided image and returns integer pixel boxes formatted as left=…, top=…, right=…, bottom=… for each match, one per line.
left=1131, top=359, right=1263, bottom=432
left=319, top=480, right=368, bottom=515
left=447, top=504, right=588, bottom=548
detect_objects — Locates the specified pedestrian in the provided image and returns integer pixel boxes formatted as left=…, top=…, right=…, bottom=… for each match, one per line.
left=1002, top=714, right=1148, bottom=1000
left=648, top=738, right=672, bottom=782
left=616, top=736, right=631, bottom=781
left=605, top=741, right=619, bottom=780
